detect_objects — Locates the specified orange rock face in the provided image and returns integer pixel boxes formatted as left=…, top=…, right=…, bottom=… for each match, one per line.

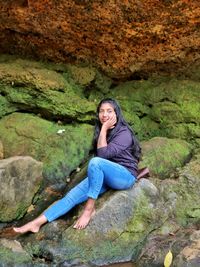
left=0, top=0, right=200, bottom=78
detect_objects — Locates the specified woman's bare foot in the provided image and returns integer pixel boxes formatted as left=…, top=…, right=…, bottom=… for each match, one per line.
left=73, top=208, right=95, bottom=229
left=13, top=215, right=47, bottom=234
left=73, top=198, right=96, bottom=230
left=13, top=222, right=40, bottom=234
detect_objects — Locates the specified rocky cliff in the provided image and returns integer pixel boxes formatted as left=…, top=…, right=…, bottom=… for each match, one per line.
left=0, top=0, right=200, bottom=78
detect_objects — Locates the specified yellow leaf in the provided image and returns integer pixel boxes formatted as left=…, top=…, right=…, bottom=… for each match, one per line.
left=27, top=204, right=35, bottom=213
left=164, top=250, right=173, bottom=267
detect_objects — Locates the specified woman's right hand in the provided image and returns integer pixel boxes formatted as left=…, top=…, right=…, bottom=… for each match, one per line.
left=102, top=115, right=117, bottom=131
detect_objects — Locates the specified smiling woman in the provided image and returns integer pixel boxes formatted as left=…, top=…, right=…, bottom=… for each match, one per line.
left=98, top=103, right=117, bottom=124
left=12, top=98, right=141, bottom=235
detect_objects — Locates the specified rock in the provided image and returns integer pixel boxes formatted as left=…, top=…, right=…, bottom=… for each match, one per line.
left=84, top=178, right=158, bottom=236
left=0, top=95, right=17, bottom=119
left=0, top=238, right=26, bottom=253
left=136, top=154, right=200, bottom=267
left=174, top=230, right=200, bottom=267
left=0, top=156, right=43, bottom=222
left=139, top=137, right=192, bottom=179
left=0, top=1, right=200, bottom=78
left=0, top=140, right=3, bottom=159
left=2, top=153, right=199, bottom=266
left=0, top=239, right=32, bottom=267
left=111, top=79, right=200, bottom=141
left=13, top=178, right=159, bottom=266
left=53, top=178, right=160, bottom=265
left=0, top=113, right=93, bottom=185
left=0, top=58, right=96, bottom=122
left=137, top=228, right=200, bottom=267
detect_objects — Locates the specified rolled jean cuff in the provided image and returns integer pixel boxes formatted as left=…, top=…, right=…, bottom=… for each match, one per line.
left=43, top=211, right=53, bottom=222
left=87, top=192, right=98, bottom=200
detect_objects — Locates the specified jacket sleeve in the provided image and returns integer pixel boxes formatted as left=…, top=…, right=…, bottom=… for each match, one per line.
left=96, top=128, right=132, bottom=159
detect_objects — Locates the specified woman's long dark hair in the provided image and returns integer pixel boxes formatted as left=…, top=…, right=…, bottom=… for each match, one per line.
left=93, top=98, right=141, bottom=161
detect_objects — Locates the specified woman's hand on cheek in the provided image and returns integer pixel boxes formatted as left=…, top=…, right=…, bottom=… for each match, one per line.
left=102, top=115, right=117, bottom=130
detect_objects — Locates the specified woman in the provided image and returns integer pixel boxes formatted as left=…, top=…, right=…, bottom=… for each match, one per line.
left=13, top=98, right=141, bottom=233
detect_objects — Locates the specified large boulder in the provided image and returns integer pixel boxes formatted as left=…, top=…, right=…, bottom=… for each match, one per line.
left=23, top=179, right=160, bottom=266
left=0, top=156, right=43, bottom=222
left=0, top=113, right=93, bottom=185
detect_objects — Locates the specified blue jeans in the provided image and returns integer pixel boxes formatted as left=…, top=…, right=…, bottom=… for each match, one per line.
left=44, top=157, right=136, bottom=222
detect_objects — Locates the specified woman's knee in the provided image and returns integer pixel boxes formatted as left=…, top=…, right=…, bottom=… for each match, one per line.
left=88, top=157, right=102, bottom=167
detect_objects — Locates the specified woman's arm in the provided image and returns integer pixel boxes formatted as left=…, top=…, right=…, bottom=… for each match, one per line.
left=97, top=127, right=133, bottom=159
left=97, top=126, right=107, bottom=148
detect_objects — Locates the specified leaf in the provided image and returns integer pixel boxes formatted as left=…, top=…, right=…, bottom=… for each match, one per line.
left=164, top=250, right=173, bottom=267
left=27, top=204, right=35, bottom=213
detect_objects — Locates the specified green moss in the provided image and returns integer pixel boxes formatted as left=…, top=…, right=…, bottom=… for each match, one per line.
left=0, top=113, right=93, bottom=184
left=127, top=196, right=153, bottom=233
left=0, top=202, right=29, bottom=222
left=160, top=156, right=200, bottom=226
left=0, top=246, right=31, bottom=265
left=25, top=243, right=42, bottom=257
left=0, top=58, right=96, bottom=122
left=108, top=78, right=200, bottom=141
left=140, top=137, right=192, bottom=178
left=61, top=234, right=143, bottom=264
left=66, top=65, right=96, bottom=86
left=163, top=123, right=200, bottom=140
left=0, top=95, right=16, bottom=118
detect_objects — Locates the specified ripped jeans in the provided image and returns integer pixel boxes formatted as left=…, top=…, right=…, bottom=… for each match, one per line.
left=43, top=157, right=136, bottom=222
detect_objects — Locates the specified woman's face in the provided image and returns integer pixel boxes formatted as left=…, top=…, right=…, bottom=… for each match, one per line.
left=98, top=103, right=117, bottom=124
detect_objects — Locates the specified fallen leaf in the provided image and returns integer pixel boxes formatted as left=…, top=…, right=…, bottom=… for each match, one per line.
left=164, top=250, right=173, bottom=267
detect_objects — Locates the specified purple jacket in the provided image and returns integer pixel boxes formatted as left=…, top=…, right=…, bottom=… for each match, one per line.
left=97, top=125, right=138, bottom=177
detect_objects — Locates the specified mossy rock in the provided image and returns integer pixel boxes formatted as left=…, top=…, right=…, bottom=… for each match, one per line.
left=0, top=95, right=16, bottom=118
left=158, top=154, right=200, bottom=226
left=0, top=113, right=93, bottom=185
left=0, top=244, right=32, bottom=267
left=109, top=78, right=200, bottom=141
left=24, top=180, right=159, bottom=265
left=66, top=65, right=96, bottom=86
left=174, top=155, right=200, bottom=225
left=0, top=140, right=3, bottom=159
left=163, top=123, right=200, bottom=141
left=0, top=58, right=96, bottom=122
left=139, top=137, right=192, bottom=179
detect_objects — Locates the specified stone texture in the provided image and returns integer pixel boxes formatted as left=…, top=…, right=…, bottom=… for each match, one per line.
left=0, top=156, right=43, bottom=222
left=139, top=137, right=192, bottom=178
left=174, top=230, right=200, bottom=267
left=0, top=146, right=199, bottom=266
left=83, top=178, right=158, bottom=236
left=0, top=140, right=3, bottom=159
left=23, top=178, right=160, bottom=266
left=0, top=58, right=96, bottom=122
left=0, top=1, right=200, bottom=78
left=0, top=113, right=93, bottom=185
